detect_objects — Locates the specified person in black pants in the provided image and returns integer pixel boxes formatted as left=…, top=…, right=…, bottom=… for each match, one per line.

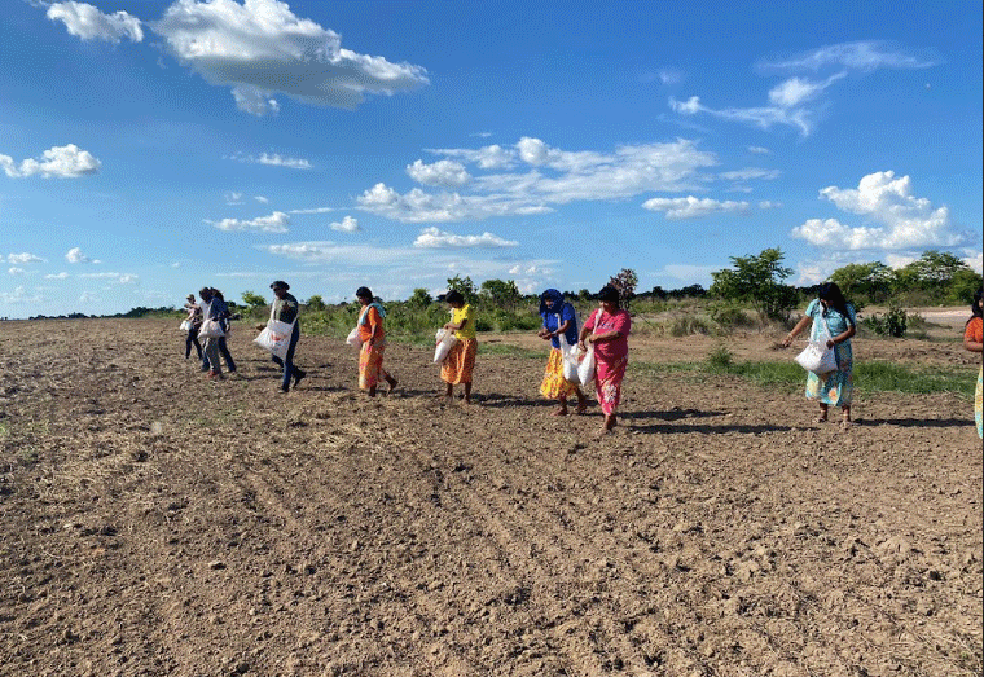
left=183, top=294, right=204, bottom=361
left=207, top=288, right=237, bottom=373
left=257, top=280, right=306, bottom=393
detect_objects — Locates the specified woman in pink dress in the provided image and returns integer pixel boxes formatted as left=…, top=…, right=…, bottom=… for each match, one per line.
left=578, top=285, right=631, bottom=435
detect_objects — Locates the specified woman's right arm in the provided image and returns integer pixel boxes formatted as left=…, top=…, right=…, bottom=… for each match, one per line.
left=782, top=315, right=812, bottom=348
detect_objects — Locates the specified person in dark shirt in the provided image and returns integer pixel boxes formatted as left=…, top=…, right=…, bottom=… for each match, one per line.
left=266, top=281, right=306, bottom=393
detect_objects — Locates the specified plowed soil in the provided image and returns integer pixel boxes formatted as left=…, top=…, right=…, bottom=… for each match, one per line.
left=1, top=318, right=980, bottom=677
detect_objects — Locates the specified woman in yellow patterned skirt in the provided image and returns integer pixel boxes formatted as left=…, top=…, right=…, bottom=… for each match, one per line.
left=537, top=289, right=586, bottom=416
left=440, top=290, right=477, bottom=404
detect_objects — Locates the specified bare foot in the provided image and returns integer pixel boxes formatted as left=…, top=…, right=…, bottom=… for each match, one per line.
left=550, top=409, right=568, bottom=417
left=387, top=377, right=397, bottom=393
left=595, top=427, right=611, bottom=438
left=814, top=416, right=828, bottom=423
left=841, top=419, right=859, bottom=429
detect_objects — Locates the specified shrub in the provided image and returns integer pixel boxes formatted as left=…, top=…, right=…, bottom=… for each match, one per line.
left=861, top=303, right=907, bottom=338
left=707, top=345, right=734, bottom=370
left=669, top=316, right=710, bottom=337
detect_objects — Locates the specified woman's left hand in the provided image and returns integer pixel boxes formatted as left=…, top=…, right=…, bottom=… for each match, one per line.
left=826, top=339, right=836, bottom=348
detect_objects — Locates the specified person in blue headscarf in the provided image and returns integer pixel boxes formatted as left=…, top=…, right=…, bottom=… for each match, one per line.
left=537, top=289, right=587, bottom=416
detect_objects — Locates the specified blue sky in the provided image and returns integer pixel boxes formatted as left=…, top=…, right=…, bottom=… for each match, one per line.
left=1, top=0, right=981, bottom=317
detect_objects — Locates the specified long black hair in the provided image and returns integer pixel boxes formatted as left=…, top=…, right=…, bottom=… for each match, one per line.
left=818, top=281, right=853, bottom=326
left=970, top=285, right=983, bottom=323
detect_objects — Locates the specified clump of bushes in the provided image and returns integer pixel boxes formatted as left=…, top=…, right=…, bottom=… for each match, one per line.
left=861, top=303, right=907, bottom=338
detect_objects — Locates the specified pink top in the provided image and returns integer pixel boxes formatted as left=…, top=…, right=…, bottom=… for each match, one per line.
left=584, top=308, right=631, bottom=363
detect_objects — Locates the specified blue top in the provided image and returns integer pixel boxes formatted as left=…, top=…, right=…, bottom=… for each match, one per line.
left=541, top=302, right=578, bottom=348
left=806, top=299, right=856, bottom=366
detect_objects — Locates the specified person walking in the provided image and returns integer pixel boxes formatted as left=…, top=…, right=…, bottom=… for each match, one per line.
left=265, top=281, right=306, bottom=393
left=198, top=287, right=225, bottom=379
left=964, top=286, right=983, bottom=439
left=182, top=294, right=204, bottom=362
left=209, top=288, right=237, bottom=374
left=578, top=285, right=631, bottom=436
left=782, top=281, right=858, bottom=428
left=537, top=289, right=587, bottom=416
left=354, top=286, right=397, bottom=396
left=440, top=290, right=477, bottom=404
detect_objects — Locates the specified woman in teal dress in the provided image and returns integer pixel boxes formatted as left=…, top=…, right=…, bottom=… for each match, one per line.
left=783, top=282, right=858, bottom=428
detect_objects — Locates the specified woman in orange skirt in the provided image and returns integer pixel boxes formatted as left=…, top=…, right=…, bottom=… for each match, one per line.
left=440, top=290, right=477, bottom=404
left=356, top=286, right=397, bottom=396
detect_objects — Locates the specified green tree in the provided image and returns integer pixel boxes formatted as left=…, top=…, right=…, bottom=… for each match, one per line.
left=709, top=248, right=796, bottom=319
left=609, top=268, right=639, bottom=299
left=829, top=261, right=892, bottom=303
left=408, top=288, right=433, bottom=307
left=945, top=268, right=984, bottom=305
left=306, top=294, right=326, bottom=311
left=241, top=290, right=267, bottom=309
left=447, top=275, right=477, bottom=303
left=891, top=250, right=978, bottom=302
left=479, top=279, right=521, bottom=307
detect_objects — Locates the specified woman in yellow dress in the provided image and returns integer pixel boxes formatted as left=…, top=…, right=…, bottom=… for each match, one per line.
left=440, top=290, right=477, bottom=404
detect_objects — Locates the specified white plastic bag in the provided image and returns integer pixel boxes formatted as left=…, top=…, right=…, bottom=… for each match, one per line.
left=253, top=319, right=293, bottom=359
left=577, top=344, right=596, bottom=386
left=433, top=328, right=458, bottom=363
left=198, top=319, right=225, bottom=339
left=179, top=319, right=191, bottom=331
left=345, top=326, right=361, bottom=347
left=795, top=317, right=837, bottom=376
left=561, top=341, right=579, bottom=382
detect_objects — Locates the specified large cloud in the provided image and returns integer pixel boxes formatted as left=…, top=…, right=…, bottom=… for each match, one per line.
left=358, top=137, right=718, bottom=223
left=791, top=171, right=960, bottom=250
left=153, top=0, right=429, bottom=115
left=47, top=2, right=143, bottom=43
left=1, top=144, right=101, bottom=178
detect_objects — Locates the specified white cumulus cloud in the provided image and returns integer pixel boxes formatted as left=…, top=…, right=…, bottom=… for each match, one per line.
left=213, top=211, right=290, bottom=232
left=791, top=171, right=960, bottom=250
left=642, top=196, right=760, bottom=219
left=153, top=0, right=429, bottom=115
left=1, top=144, right=101, bottom=178
left=46, top=272, right=70, bottom=279
left=329, top=215, right=361, bottom=233
left=407, top=160, right=470, bottom=187
left=66, top=247, right=92, bottom=263
left=47, top=2, right=143, bottom=43
left=8, top=268, right=25, bottom=275
left=413, top=227, right=517, bottom=249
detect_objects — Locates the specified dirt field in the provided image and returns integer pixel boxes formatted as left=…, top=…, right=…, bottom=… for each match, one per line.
left=1, top=317, right=981, bottom=677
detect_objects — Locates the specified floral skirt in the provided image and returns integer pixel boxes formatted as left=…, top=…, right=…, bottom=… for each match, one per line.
left=540, top=348, right=578, bottom=400
left=441, top=338, right=477, bottom=384
left=359, top=340, right=390, bottom=390
left=975, top=365, right=982, bottom=439
left=596, top=356, right=627, bottom=416
left=806, top=360, right=853, bottom=406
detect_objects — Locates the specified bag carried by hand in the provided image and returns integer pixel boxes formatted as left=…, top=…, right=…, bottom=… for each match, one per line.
left=577, top=344, right=596, bottom=386
left=560, top=341, right=578, bottom=382
left=433, top=328, right=458, bottom=363
left=198, top=319, right=225, bottom=339
left=345, top=326, right=362, bottom=347
left=179, top=319, right=191, bottom=331
left=795, top=315, right=837, bottom=376
left=253, top=320, right=293, bottom=359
